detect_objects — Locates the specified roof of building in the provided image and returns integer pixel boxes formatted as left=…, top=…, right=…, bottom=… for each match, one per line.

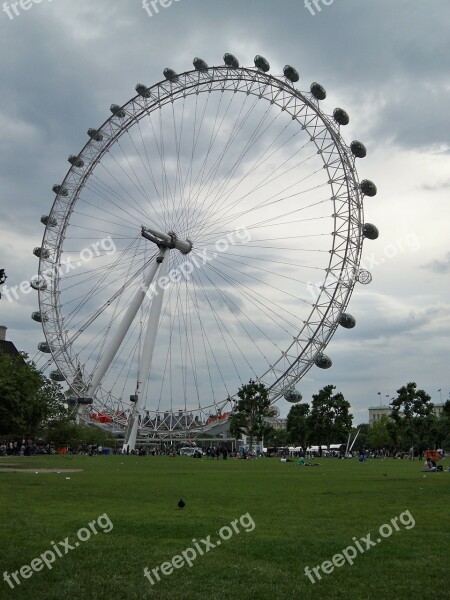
left=0, top=339, right=23, bottom=358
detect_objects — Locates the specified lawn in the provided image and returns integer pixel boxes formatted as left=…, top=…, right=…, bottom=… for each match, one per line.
left=0, top=455, right=448, bottom=600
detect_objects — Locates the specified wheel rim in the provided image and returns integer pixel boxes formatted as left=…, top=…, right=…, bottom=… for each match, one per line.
left=36, top=62, right=369, bottom=433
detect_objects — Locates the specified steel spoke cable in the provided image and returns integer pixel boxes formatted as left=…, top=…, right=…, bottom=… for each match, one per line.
left=202, top=254, right=308, bottom=332
left=200, top=184, right=329, bottom=239
left=135, top=118, right=171, bottom=230
left=123, top=125, right=171, bottom=230
left=77, top=193, right=142, bottom=231
left=191, top=104, right=314, bottom=235
left=186, top=92, right=264, bottom=232
left=91, top=159, right=155, bottom=223
left=190, top=97, right=277, bottom=234
left=195, top=262, right=282, bottom=362
left=183, top=273, right=235, bottom=396
left=66, top=212, right=137, bottom=232
left=202, top=250, right=315, bottom=305
left=192, top=109, right=296, bottom=234
left=215, top=252, right=326, bottom=292
left=169, top=94, right=190, bottom=231
left=184, top=270, right=243, bottom=386
left=178, top=90, right=214, bottom=235
left=114, top=137, right=162, bottom=219
left=201, top=173, right=327, bottom=236
left=85, top=165, right=155, bottom=227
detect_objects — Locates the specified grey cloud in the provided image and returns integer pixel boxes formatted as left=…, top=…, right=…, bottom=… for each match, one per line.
left=423, top=252, right=450, bottom=274
left=1, top=0, right=449, bottom=421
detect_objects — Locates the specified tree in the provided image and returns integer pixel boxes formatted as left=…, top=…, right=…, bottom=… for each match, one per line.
left=42, top=420, right=117, bottom=448
left=367, top=416, right=394, bottom=450
left=308, top=385, right=353, bottom=449
left=228, top=380, right=275, bottom=451
left=390, top=382, right=436, bottom=454
left=0, top=350, right=66, bottom=437
left=265, top=428, right=290, bottom=448
left=436, top=400, right=450, bottom=449
left=286, top=403, right=310, bottom=452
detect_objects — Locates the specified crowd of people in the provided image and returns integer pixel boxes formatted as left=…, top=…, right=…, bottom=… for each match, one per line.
left=2, top=439, right=446, bottom=466
left=0, top=438, right=37, bottom=456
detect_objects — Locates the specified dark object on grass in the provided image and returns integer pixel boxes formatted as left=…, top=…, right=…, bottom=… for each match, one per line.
left=178, top=499, right=185, bottom=509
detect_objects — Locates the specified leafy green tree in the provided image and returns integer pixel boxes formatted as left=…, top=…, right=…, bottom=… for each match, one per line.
left=367, top=415, right=394, bottom=450
left=42, top=420, right=117, bottom=448
left=0, top=350, right=66, bottom=437
left=228, top=380, right=275, bottom=451
left=390, top=382, right=436, bottom=454
left=308, top=385, right=353, bottom=449
left=386, top=417, right=401, bottom=450
left=265, top=428, right=289, bottom=448
left=286, top=403, right=310, bottom=451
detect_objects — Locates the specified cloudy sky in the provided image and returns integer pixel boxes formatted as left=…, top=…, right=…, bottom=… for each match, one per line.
left=0, top=0, right=449, bottom=424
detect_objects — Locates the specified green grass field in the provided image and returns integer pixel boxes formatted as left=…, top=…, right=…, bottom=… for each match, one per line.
left=0, top=455, right=448, bottom=600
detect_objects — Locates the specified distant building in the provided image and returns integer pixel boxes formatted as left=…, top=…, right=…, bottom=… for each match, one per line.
left=369, top=403, right=446, bottom=424
left=368, top=405, right=391, bottom=424
left=0, top=325, right=23, bottom=359
left=433, top=403, right=445, bottom=418
left=264, top=416, right=287, bottom=430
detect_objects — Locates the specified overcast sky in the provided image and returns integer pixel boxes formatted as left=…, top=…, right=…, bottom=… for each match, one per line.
left=0, top=0, right=449, bottom=424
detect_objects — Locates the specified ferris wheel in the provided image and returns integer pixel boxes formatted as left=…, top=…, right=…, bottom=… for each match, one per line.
left=32, top=53, right=378, bottom=448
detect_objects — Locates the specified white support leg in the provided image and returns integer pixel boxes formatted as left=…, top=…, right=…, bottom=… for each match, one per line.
left=87, top=249, right=165, bottom=397
left=349, top=428, right=361, bottom=453
left=123, top=251, right=170, bottom=452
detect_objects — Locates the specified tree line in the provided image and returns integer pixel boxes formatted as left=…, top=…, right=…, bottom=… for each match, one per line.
left=1, top=349, right=448, bottom=453
left=229, top=380, right=450, bottom=454
left=0, top=350, right=115, bottom=447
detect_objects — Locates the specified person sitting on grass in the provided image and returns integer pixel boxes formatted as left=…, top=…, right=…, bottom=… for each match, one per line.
left=297, top=456, right=305, bottom=466
left=424, top=458, right=437, bottom=472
